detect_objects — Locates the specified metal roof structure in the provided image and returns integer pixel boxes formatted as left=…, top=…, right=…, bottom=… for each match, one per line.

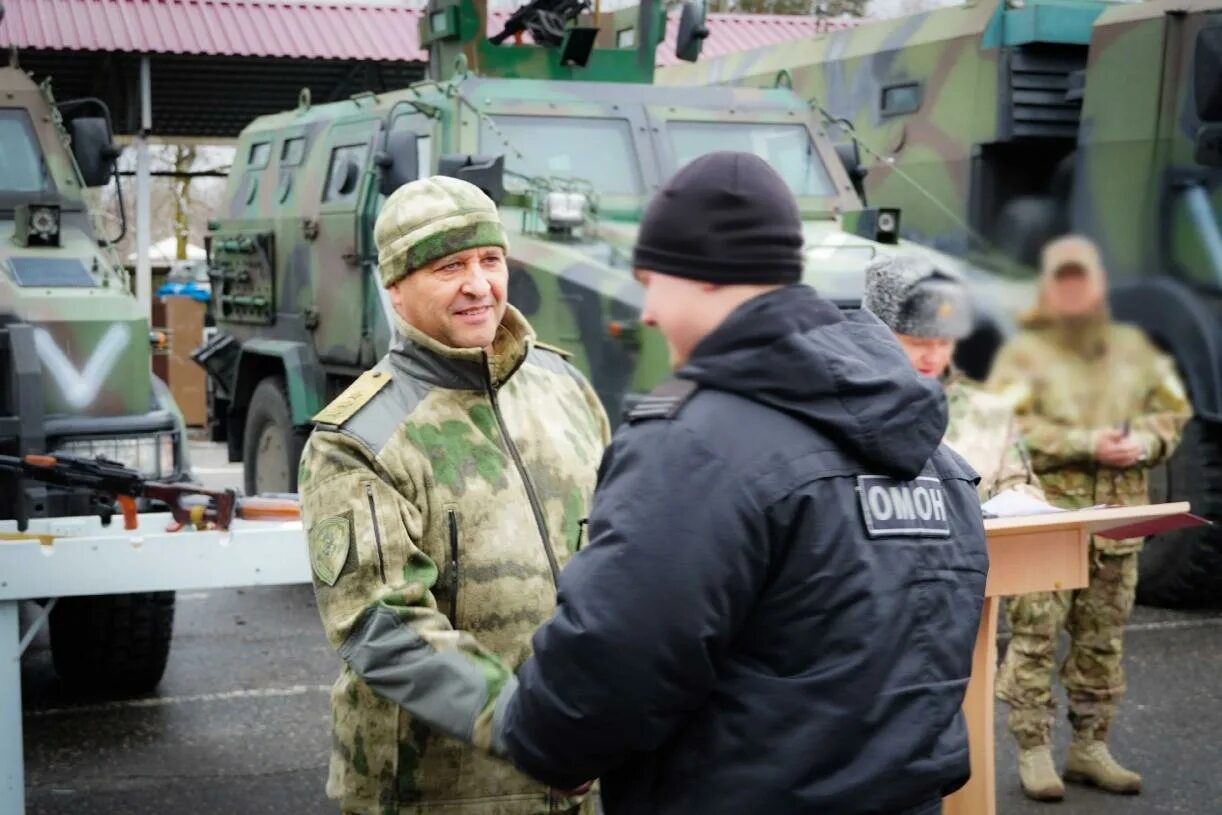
left=0, top=0, right=841, bottom=138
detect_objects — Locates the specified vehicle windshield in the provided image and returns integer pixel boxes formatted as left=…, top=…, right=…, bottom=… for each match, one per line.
left=0, top=109, right=46, bottom=194
left=480, top=115, right=643, bottom=196
left=667, top=121, right=836, bottom=197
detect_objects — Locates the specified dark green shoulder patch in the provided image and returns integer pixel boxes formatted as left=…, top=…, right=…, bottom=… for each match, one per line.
left=313, top=370, right=392, bottom=427
left=625, top=378, right=699, bottom=423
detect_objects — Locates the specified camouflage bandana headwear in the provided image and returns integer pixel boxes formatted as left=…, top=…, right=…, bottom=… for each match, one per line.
left=862, top=255, right=973, bottom=339
left=375, top=175, right=509, bottom=287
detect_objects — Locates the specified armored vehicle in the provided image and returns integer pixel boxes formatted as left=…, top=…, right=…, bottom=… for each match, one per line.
left=660, top=0, right=1222, bottom=606
left=1, top=21, right=192, bottom=693
left=195, top=0, right=1010, bottom=500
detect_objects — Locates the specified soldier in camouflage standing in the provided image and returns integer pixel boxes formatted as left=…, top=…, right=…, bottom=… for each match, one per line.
left=862, top=256, right=1041, bottom=500
left=989, top=235, right=1191, bottom=801
left=298, top=175, right=610, bottom=814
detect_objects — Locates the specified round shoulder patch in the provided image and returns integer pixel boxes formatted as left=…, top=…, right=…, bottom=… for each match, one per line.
left=309, top=515, right=351, bottom=587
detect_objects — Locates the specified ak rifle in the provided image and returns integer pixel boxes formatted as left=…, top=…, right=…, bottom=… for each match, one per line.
left=489, top=0, right=591, bottom=47
left=0, top=452, right=299, bottom=532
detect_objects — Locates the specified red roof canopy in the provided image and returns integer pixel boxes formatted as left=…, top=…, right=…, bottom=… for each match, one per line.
left=0, top=0, right=841, bottom=66
left=0, top=0, right=851, bottom=137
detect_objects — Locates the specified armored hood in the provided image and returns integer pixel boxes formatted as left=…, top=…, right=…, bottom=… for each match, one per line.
left=678, top=285, right=948, bottom=479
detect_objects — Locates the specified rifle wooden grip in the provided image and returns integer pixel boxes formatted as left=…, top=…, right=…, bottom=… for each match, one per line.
left=117, top=495, right=139, bottom=530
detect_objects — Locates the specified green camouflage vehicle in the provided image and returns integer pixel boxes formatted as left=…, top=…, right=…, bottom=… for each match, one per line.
left=660, top=0, right=1222, bottom=606
left=1, top=11, right=192, bottom=693
left=194, top=0, right=1016, bottom=499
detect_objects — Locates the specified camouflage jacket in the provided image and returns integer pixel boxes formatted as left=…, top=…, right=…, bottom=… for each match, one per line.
left=943, top=373, right=1042, bottom=502
left=299, top=306, right=610, bottom=814
left=987, top=320, right=1191, bottom=553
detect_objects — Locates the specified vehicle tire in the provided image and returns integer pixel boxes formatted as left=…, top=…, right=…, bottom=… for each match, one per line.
left=243, top=376, right=303, bottom=495
left=1138, top=417, right=1222, bottom=608
left=993, top=195, right=1065, bottom=268
left=49, top=592, right=175, bottom=695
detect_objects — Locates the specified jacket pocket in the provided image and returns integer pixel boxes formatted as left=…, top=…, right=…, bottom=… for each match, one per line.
left=364, top=482, right=387, bottom=584
left=446, top=506, right=460, bottom=626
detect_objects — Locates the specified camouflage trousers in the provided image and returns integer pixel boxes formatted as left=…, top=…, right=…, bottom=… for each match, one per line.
left=995, top=547, right=1139, bottom=748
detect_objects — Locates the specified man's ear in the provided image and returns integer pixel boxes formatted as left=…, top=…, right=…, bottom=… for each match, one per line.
left=386, top=278, right=404, bottom=309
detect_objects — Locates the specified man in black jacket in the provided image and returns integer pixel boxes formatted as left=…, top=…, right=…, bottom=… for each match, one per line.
left=488, top=151, right=989, bottom=815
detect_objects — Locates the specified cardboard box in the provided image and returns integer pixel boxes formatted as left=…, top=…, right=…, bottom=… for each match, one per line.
left=160, top=297, right=207, bottom=428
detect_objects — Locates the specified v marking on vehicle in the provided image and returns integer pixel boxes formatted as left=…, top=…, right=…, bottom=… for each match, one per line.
left=34, top=323, right=131, bottom=409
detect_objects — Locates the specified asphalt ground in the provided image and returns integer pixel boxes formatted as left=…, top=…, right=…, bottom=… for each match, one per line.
left=16, top=441, right=1222, bottom=815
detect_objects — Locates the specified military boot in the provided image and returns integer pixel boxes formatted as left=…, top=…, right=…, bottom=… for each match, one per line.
left=1017, top=745, right=1065, bottom=802
left=1064, top=738, right=1141, bottom=794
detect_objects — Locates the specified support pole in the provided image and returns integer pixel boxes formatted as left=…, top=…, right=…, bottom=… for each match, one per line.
left=135, top=55, right=153, bottom=317
left=0, top=601, right=24, bottom=814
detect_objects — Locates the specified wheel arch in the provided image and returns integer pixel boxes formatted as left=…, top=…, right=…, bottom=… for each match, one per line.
left=1109, top=278, right=1222, bottom=420
left=227, top=341, right=326, bottom=461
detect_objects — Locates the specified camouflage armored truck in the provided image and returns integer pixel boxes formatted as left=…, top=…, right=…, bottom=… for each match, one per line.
left=1, top=31, right=192, bottom=692
left=660, top=0, right=1222, bottom=606
left=195, top=0, right=1015, bottom=500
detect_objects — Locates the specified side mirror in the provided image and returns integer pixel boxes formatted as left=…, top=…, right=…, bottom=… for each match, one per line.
left=675, top=0, right=709, bottom=64
left=376, top=130, right=422, bottom=196
left=835, top=141, right=868, bottom=200
left=1196, top=123, right=1222, bottom=167
left=70, top=117, right=119, bottom=187
left=438, top=154, right=505, bottom=205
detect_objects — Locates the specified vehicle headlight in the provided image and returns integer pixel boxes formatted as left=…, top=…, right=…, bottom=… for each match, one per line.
left=56, top=433, right=179, bottom=480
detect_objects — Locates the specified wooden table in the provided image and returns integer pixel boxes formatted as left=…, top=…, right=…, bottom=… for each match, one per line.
left=943, top=502, right=1193, bottom=815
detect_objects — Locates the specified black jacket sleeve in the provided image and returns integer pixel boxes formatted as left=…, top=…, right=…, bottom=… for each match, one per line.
left=496, top=420, right=771, bottom=789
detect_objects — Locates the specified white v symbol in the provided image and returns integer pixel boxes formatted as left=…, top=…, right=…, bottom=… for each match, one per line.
left=34, top=323, right=133, bottom=410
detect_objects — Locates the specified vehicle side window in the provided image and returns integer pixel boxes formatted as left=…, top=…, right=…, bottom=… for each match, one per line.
left=323, top=143, right=369, bottom=203
left=0, top=109, right=47, bottom=193
left=880, top=82, right=922, bottom=118
left=248, top=141, right=271, bottom=169
left=281, top=137, right=306, bottom=167
left=389, top=112, right=432, bottom=181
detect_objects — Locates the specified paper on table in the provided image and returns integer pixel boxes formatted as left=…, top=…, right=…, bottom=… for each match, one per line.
left=981, top=489, right=1066, bottom=518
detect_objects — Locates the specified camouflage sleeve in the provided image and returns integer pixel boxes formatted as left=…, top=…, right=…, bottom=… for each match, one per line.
left=988, top=340, right=1100, bottom=470
left=579, top=373, right=611, bottom=447
left=299, top=429, right=515, bottom=753
left=990, top=428, right=1046, bottom=502
left=1129, top=343, right=1192, bottom=467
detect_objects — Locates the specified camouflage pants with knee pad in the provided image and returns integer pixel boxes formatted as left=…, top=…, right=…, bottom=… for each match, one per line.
left=996, top=547, right=1139, bottom=747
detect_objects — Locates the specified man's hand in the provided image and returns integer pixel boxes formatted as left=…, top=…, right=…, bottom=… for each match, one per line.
left=1095, top=429, right=1144, bottom=468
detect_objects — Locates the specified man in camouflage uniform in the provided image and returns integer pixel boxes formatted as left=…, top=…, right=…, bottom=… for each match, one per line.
left=862, top=256, right=1041, bottom=500
left=989, top=235, right=1191, bottom=801
left=298, top=175, right=610, bottom=814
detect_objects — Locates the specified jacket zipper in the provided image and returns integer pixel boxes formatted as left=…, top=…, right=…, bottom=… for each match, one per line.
left=447, top=508, right=460, bottom=624
left=365, top=483, right=387, bottom=584
left=485, top=368, right=559, bottom=586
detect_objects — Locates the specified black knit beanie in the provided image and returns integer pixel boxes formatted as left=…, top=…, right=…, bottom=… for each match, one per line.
left=633, top=151, right=804, bottom=284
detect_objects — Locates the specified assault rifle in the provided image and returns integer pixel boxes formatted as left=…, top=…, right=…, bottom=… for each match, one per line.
left=0, top=452, right=299, bottom=532
left=489, top=0, right=591, bottom=47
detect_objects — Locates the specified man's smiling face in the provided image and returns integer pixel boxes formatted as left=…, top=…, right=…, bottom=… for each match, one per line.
left=387, top=245, right=509, bottom=350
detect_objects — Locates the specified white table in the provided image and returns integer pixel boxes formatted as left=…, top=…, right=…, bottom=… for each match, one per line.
left=0, top=512, right=312, bottom=814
